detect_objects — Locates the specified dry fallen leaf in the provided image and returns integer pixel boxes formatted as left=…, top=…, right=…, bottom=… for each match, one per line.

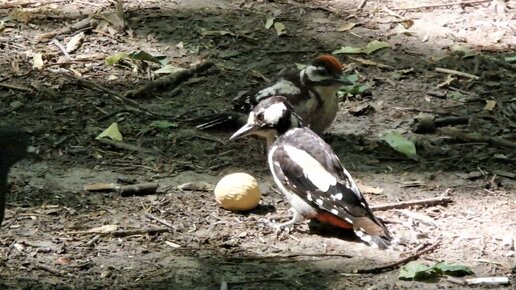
left=337, top=22, right=356, bottom=32
left=32, top=53, right=44, bottom=69
left=484, top=100, right=496, bottom=111
left=66, top=32, right=85, bottom=53
left=88, top=224, right=118, bottom=233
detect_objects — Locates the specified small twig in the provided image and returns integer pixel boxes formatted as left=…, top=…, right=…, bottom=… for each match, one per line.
left=97, top=138, right=161, bottom=154
left=356, top=0, right=367, bottom=10
left=435, top=67, right=480, bottom=80
left=64, top=72, right=142, bottom=108
left=391, top=0, right=491, bottom=11
left=0, top=82, right=33, bottom=92
left=226, top=253, right=352, bottom=261
left=66, top=227, right=171, bottom=237
left=123, top=61, right=214, bottom=99
left=84, top=234, right=101, bottom=247
left=371, top=196, right=452, bottom=211
left=0, top=0, right=67, bottom=8
left=355, top=239, right=442, bottom=274
left=33, top=262, right=62, bottom=276
left=412, top=113, right=470, bottom=134
left=438, top=127, right=516, bottom=149
left=145, top=213, right=177, bottom=229
left=38, top=17, right=98, bottom=41
left=84, top=182, right=159, bottom=197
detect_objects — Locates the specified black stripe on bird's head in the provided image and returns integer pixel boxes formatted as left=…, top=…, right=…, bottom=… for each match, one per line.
left=304, top=55, right=352, bottom=86
left=229, top=96, right=303, bottom=142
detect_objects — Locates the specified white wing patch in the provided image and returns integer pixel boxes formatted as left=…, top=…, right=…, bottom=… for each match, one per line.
left=256, top=80, right=301, bottom=101
left=268, top=145, right=317, bottom=218
left=283, top=144, right=337, bottom=192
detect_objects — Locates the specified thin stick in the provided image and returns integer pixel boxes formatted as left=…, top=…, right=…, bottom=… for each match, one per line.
left=33, top=262, right=62, bottom=276
left=392, top=0, right=491, bottom=11
left=371, top=196, right=452, bottom=211
left=66, top=227, right=171, bottom=237
left=145, top=213, right=177, bottom=229
left=357, top=0, right=367, bottom=10
left=0, top=0, right=67, bottom=9
left=438, top=127, right=516, bottom=149
left=226, top=253, right=353, bottom=261
left=355, top=239, right=442, bottom=274
left=435, top=67, right=480, bottom=80
left=0, top=82, right=33, bottom=92
left=123, top=61, right=214, bottom=99
left=97, top=138, right=160, bottom=154
left=64, top=72, right=141, bottom=108
left=38, top=17, right=97, bottom=41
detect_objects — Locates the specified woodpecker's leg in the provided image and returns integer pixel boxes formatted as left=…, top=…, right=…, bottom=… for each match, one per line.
left=270, top=207, right=304, bottom=233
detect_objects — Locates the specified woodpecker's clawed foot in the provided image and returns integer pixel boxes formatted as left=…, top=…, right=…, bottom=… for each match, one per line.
left=258, top=218, right=294, bottom=234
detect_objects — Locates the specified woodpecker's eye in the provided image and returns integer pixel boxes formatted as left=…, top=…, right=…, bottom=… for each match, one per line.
left=256, top=112, right=264, bottom=122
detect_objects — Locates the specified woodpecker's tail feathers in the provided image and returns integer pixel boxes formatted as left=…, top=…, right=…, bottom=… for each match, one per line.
left=355, top=230, right=391, bottom=250
left=353, top=216, right=392, bottom=250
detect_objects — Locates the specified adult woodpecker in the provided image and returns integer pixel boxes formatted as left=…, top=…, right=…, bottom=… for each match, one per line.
left=0, top=127, right=30, bottom=226
left=198, top=55, right=351, bottom=135
left=229, top=96, right=391, bottom=249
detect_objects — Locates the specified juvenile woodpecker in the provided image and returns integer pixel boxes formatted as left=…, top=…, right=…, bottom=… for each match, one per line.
left=199, top=55, right=351, bottom=135
left=0, top=127, right=30, bottom=226
left=230, top=96, right=391, bottom=249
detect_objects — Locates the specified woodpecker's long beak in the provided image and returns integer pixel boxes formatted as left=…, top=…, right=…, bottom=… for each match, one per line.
left=334, top=74, right=353, bottom=85
left=229, top=123, right=259, bottom=141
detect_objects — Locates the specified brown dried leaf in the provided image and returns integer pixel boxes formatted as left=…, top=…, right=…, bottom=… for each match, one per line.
left=66, top=32, right=85, bottom=53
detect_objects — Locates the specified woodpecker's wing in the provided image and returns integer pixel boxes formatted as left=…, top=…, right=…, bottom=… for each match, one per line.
left=232, top=68, right=311, bottom=114
left=270, top=127, right=391, bottom=248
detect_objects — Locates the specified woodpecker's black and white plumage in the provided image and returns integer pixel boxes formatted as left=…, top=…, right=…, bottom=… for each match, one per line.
left=199, top=55, right=351, bottom=135
left=0, top=127, right=30, bottom=226
left=230, top=96, right=391, bottom=249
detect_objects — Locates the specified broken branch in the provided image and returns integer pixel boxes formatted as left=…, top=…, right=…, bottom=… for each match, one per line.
left=435, top=67, right=479, bottom=80
left=392, top=0, right=491, bottom=11
left=38, top=17, right=98, bottom=41
left=355, top=239, right=441, bottom=273
left=123, top=61, right=214, bottom=99
left=438, top=127, right=516, bottom=149
left=371, top=196, right=452, bottom=211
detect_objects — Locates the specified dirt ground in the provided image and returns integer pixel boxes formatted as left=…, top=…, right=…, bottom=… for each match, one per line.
left=1, top=0, right=515, bottom=289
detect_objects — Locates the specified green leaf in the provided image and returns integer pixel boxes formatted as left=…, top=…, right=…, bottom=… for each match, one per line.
left=504, top=55, right=516, bottom=62
left=273, top=22, right=286, bottom=36
left=345, top=74, right=359, bottom=83
left=450, top=45, right=477, bottom=58
left=154, top=65, right=186, bottom=75
left=149, top=120, right=178, bottom=129
left=337, top=22, right=356, bottom=32
left=433, top=262, right=473, bottom=277
left=399, top=262, right=439, bottom=281
left=333, top=46, right=363, bottom=54
left=96, top=122, right=123, bottom=141
left=105, top=52, right=129, bottom=66
left=381, top=131, right=417, bottom=160
left=265, top=15, right=275, bottom=29
left=128, top=50, right=167, bottom=65
left=364, top=40, right=390, bottom=54
left=447, top=91, right=464, bottom=100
